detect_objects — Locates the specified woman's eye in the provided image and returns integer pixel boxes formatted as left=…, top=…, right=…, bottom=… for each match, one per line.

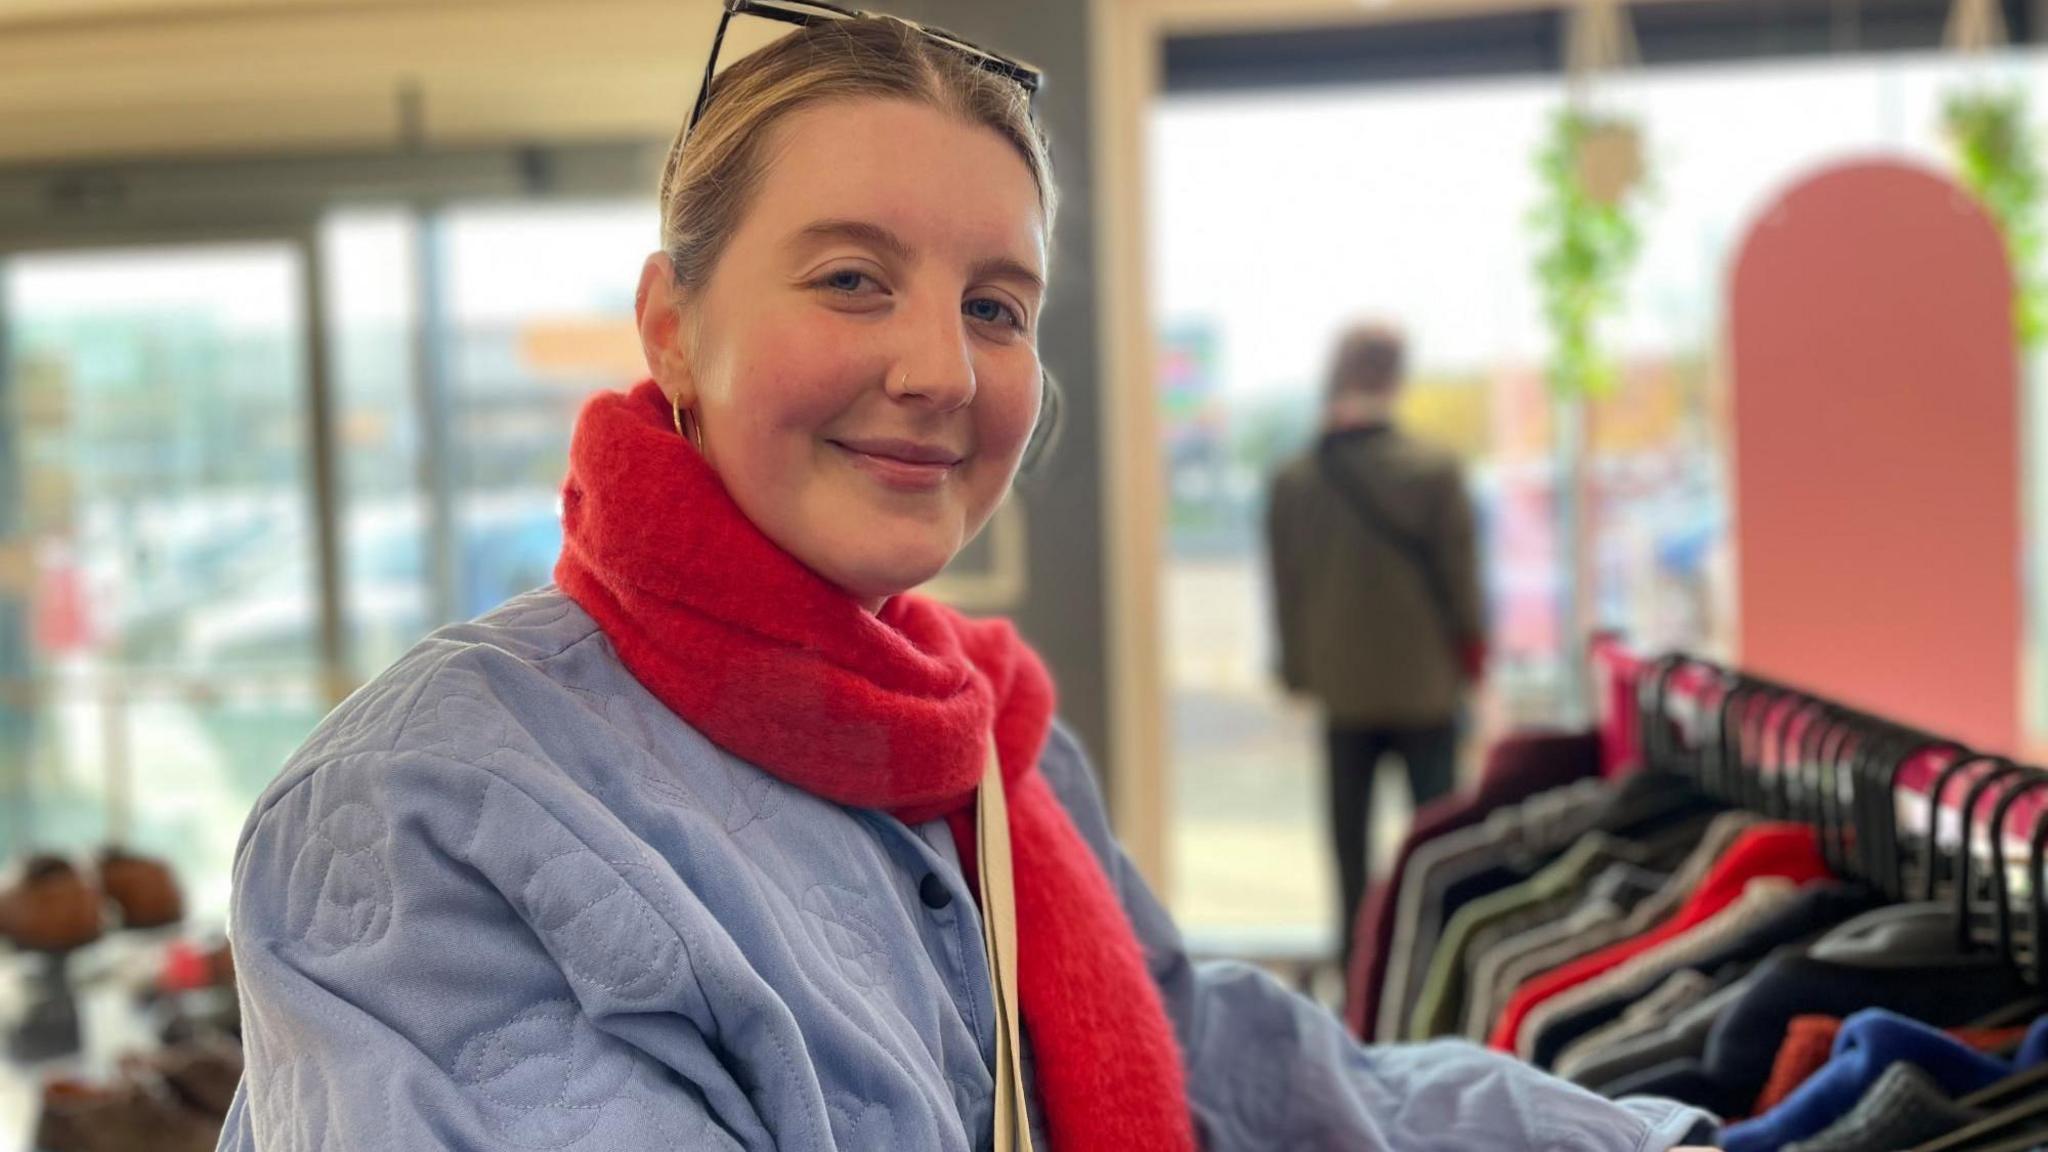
left=965, top=297, right=1022, bottom=328
left=817, top=269, right=881, bottom=296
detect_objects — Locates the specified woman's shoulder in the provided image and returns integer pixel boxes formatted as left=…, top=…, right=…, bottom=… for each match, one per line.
left=247, top=586, right=707, bottom=831
left=233, top=585, right=760, bottom=920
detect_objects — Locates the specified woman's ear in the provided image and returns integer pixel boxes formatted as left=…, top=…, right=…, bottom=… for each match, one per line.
left=636, top=252, right=696, bottom=410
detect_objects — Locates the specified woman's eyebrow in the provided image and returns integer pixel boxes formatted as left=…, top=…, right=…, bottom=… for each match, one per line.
left=787, top=219, right=914, bottom=264
left=972, top=255, right=1046, bottom=298
left=788, top=219, right=1045, bottom=296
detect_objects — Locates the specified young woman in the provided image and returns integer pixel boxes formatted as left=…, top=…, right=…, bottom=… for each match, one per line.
left=219, top=7, right=1718, bottom=1149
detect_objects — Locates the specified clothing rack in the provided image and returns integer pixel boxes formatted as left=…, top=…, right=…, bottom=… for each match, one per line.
left=1349, top=640, right=2048, bottom=1150
left=1593, top=638, right=2048, bottom=987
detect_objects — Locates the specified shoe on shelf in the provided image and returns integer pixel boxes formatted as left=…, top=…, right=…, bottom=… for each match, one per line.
left=35, top=1074, right=222, bottom=1152
left=97, top=846, right=184, bottom=930
left=143, top=1035, right=244, bottom=1119
left=33, top=1079, right=129, bottom=1152
left=0, top=855, right=104, bottom=953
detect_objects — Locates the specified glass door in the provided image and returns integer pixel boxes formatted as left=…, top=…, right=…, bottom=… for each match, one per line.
left=0, top=239, right=332, bottom=923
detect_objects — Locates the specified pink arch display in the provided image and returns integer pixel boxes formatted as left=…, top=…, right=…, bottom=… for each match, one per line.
left=1729, top=158, right=2020, bottom=753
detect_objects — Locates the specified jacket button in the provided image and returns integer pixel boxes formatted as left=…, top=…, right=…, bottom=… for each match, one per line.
left=919, top=873, right=953, bottom=910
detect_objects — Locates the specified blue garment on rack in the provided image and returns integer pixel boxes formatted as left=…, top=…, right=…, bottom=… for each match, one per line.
left=1609, top=940, right=2038, bottom=1119
left=1720, top=1010, right=2048, bottom=1152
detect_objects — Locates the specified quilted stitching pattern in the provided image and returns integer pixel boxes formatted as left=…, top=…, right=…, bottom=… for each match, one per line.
left=453, top=1000, right=637, bottom=1148
left=802, top=884, right=892, bottom=990
left=826, top=1090, right=903, bottom=1149
left=522, top=852, right=686, bottom=1002
left=283, top=800, right=394, bottom=956
left=249, top=1050, right=372, bottom=1152
left=723, top=762, right=787, bottom=834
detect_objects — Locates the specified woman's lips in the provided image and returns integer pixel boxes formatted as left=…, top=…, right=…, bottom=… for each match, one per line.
left=831, top=438, right=964, bottom=491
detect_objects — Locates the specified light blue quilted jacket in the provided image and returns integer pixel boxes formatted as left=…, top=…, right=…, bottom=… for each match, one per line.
left=217, top=586, right=1713, bottom=1151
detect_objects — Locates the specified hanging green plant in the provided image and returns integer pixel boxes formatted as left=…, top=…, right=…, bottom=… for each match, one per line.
left=1529, top=107, right=1648, bottom=398
left=1945, top=86, right=2048, bottom=349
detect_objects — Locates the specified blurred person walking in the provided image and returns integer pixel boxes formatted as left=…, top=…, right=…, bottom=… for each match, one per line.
left=1266, top=322, right=1487, bottom=978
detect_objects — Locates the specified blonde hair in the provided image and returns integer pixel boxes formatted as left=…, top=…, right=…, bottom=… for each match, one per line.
left=657, top=15, right=1057, bottom=293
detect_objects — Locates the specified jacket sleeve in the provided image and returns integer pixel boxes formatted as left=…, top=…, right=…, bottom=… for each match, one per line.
left=216, top=751, right=751, bottom=1152
left=1038, top=728, right=1716, bottom=1152
left=1264, top=473, right=1310, bottom=694
left=1436, top=464, right=1487, bottom=649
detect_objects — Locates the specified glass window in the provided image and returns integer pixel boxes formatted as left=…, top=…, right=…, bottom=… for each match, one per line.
left=326, top=210, right=431, bottom=678
left=1151, top=51, right=2000, bottom=949
left=0, top=243, right=325, bottom=921
left=439, top=203, right=656, bottom=618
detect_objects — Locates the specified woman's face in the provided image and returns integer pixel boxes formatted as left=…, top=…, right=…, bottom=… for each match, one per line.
left=637, top=96, right=1048, bottom=609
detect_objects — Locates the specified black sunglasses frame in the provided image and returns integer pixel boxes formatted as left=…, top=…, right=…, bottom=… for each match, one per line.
left=681, top=0, right=1044, bottom=148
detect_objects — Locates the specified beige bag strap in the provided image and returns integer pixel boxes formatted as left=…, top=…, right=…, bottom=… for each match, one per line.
left=977, top=740, right=1036, bottom=1152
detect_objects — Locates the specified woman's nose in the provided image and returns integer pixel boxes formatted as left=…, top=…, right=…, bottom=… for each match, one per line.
left=884, top=303, right=978, bottom=412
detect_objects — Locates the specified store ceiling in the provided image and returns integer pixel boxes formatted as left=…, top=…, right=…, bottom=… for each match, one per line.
left=0, top=0, right=724, bottom=164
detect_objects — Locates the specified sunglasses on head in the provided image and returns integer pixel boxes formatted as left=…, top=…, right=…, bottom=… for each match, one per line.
left=681, top=0, right=1045, bottom=147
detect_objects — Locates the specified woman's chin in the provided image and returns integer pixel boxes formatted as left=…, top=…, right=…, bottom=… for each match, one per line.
left=849, top=566, right=949, bottom=606
left=813, top=544, right=956, bottom=608
left=794, top=514, right=969, bottom=608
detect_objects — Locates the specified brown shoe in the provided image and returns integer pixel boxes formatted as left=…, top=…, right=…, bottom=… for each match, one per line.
left=0, top=856, right=104, bottom=953
left=98, top=847, right=183, bottom=930
left=35, top=1076, right=220, bottom=1152
left=33, top=1079, right=125, bottom=1152
left=148, top=1036, right=244, bottom=1119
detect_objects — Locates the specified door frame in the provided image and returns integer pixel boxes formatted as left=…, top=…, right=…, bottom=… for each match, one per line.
left=1090, top=0, right=1567, bottom=892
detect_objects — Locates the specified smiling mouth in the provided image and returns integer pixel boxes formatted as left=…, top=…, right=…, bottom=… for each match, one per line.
left=829, top=439, right=965, bottom=491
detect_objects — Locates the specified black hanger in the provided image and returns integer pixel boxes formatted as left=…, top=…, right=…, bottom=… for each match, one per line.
left=2027, top=792, right=2048, bottom=989
left=1811, top=711, right=1862, bottom=854
left=1847, top=720, right=1915, bottom=888
left=1634, top=654, right=1679, bottom=773
left=1657, top=654, right=1713, bottom=780
left=1816, top=701, right=1873, bottom=878
left=1807, top=702, right=1852, bottom=831
left=1735, top=682, right=1782, bottom=819
left=1709, top=675, right=1754, bottom=806
left=1856, top=723, right=1930, bottom=898
left=1829, top=716, right=1880, bottom=884
left=1958, top=784, right=2048, bottom=1028
left=1852, top=723, right=1909, bottom=894
left=1639, top=652, right=1701, bottom=778
left=1928, top=754, right=2010, bottom=902
left=1887, top=737, right=1970, bottom=903
left=1760, top=686, right=1803, bottom=821
left=1788, top=699, right=1842, bottom=832
left=1954, top=759, right=2026, bottom=955
left=1987, top=769, right=2048, bottom=967
left=1762, top=691, right=1821, bottom=824
left=1810, top=701, right=1859, bottom=869
left=1838, top=717, right=1886, bottom=890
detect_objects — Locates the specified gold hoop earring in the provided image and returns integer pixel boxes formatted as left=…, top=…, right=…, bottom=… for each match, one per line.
left=672, top=395, right=704, bottom=453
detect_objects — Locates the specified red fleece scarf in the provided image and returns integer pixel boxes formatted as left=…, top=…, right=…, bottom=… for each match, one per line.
left=555, top=381, right=1195, bottom=1151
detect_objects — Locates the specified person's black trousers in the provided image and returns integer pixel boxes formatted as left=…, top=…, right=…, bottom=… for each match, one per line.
left=1326, top=721, right=1458, bottom=975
